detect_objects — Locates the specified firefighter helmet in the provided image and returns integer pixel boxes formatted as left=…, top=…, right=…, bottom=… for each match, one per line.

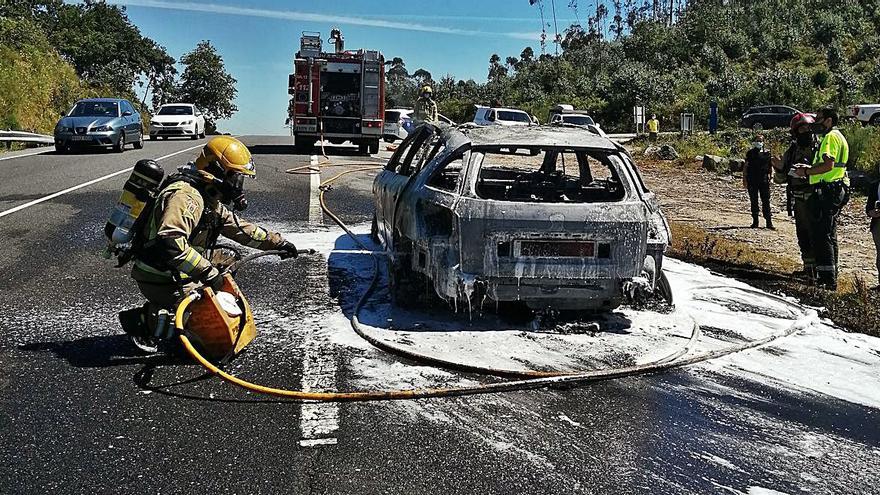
left=194, top=136, right=255, bottom=177
left=420, top=85, right=433, bottom=95
left=789, top=113, right=815, bottom=132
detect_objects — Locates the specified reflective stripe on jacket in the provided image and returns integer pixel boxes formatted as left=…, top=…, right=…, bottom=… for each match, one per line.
left=810, top=129, right=848, bottom=185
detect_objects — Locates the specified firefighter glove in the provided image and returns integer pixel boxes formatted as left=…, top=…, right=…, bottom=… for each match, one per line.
left=202, top=266, right=225, bottom=292
left=278, top=241, right=298, bottom=259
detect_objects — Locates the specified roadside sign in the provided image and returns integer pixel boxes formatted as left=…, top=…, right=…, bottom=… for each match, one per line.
left=634, top=106, right=645, bottom=134
left=680, top=113, right=694, bottom=134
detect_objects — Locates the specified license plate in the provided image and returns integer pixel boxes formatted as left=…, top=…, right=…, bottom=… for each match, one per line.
left=71, top=136, right=92, bottom=141
left=518, top=240, right=596, bottom=258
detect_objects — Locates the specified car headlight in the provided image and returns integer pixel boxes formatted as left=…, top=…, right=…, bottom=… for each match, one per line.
left=183, top=120, right=193, bottom=125
left=93, top=125, right=113, bottom=132
left=57, top=126, right=73, bottom=133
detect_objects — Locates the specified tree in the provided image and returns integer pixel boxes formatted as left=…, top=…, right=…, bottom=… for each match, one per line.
left=177, top=40, right=238, bottom=130
left=22, top=0, right=176, bottom=97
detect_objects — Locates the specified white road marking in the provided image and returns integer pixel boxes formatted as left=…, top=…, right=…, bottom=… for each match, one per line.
left=298, top=266, right=340, bottom=448
left=307, top=154, right=323, bottom=225
left=0, top=142, right=206, bottom=219
left=0, top=148, right=53, bottom=162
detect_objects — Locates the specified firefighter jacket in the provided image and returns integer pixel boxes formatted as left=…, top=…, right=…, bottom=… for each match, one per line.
left=414, top=97, right=438, bottom=123
left=132, top=179, right=285, bottom=284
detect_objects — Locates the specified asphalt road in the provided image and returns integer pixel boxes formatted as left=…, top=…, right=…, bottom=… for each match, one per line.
left=1, top=136, right=878, bottom=494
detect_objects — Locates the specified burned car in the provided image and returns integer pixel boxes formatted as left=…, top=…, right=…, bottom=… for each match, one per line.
left=371, top=123, right=671, bottom=312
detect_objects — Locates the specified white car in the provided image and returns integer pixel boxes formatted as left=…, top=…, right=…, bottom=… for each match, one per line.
left=551, top=113, right=595, bottom=126
left=384, top=108, right=455, bottom=142
left=150, top=103, right=206, bottom=140
left=847, top=104, right=880, bottom=125
left=473, top=106, right=533, bottom=126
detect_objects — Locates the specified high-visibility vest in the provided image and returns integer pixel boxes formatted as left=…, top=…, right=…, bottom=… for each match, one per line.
left=810, top=129, right=848, bottom=185
left=647, top=119, right=659, bottom=133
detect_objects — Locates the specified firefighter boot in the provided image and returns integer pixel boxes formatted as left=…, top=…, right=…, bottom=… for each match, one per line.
left=750, top=216, right=759, bottom=228
left=118, top=305, right=159, bottom=353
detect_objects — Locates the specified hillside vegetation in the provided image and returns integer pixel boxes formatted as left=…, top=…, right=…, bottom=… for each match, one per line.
left=0, top=1, right=237, bottom=136
left=388, top=0, right=880, bottom=132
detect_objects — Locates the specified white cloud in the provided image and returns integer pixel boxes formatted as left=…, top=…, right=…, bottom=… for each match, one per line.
left=107, top=0, right=540, bottom=40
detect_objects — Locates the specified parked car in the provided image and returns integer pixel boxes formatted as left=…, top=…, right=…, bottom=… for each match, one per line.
left=372, top=123, right=672, bottom=312
left=384, top=109, right=456, bottom=142
left=473, top=106, right=534, bottom=126
left=149, top=103, right=206, bottom=140
left=740, top=105, right=801, bottom=130
left=847, top=104, right=880, bottom=125
left=548, top=104, right=596, bottom=126
left=54, top=98, right=143, bottom=153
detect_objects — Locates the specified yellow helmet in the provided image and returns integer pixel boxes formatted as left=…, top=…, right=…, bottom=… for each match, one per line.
left=194, top=136, right=255, bottom=178
left=421, top=85, right=433, bottom=95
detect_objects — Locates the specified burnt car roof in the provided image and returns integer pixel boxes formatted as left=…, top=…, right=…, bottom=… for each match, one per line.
left=450, top=124, right=618, bottom=151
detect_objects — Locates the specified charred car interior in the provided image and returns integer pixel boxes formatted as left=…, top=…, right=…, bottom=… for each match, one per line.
left=372, top=123, right=672, bottom=314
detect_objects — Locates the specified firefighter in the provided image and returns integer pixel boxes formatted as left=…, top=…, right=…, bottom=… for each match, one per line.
left=413, top=85, right=438, bottom=123
left=794, top=107, right=849, bottom=290
left=118, top=136, right=298, bottom=350
left=771, top=113, right=818, bottom=281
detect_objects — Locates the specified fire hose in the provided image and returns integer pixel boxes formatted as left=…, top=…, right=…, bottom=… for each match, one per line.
left=173, top=165, right=818, bottom=402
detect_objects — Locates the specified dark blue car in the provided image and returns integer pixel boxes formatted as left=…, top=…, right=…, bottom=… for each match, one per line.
left=54, top=98, right=144, bottom=153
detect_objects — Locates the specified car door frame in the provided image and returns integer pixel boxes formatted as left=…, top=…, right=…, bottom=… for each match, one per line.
left=374, top=125, right=434, bottom=248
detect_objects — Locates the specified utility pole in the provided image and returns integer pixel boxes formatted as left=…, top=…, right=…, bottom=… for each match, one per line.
left=550, top=0, right=560, bottom=55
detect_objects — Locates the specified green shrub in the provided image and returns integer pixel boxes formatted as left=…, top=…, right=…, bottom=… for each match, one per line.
left=841, top=123, right=880, bottom=177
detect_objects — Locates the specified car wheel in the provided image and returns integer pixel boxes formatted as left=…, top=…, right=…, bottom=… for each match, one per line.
left=383, top=137, right=395, bottom=143
left=114, top=133, right=126, bottom=153
left=870, top=114, right=880, bottom=126
left=657, top=269, right=673, bottom=305
left=191, top=133, right=198, bottom=140
left=751, top=122, right=763, bottom=131
left=149, top=134, right=156, bottom=141
left=294, top=139, right=314, bottom=154
left=388, top=255, right=428, bottom=308
left=368, top=140, right=380, bottom=155
left=358, top=143, right=369, bottom=155
left=55, top=143, right=67, bottom=154
left=370, top=213, right=380, bottom=244
left=199, top=127, right=206, bottom=139
left=133, top=131, right=144, bottom=149
left=161, top=136, right=168, bottom=140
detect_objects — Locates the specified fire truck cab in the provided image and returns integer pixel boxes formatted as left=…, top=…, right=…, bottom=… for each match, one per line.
left=288, top=29, right=385, bottom=155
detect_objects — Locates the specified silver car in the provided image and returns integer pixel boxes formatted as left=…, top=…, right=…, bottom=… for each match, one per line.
left=372, top=123, right=672, bottom=312
left=54, top=98, right=144, bottom=153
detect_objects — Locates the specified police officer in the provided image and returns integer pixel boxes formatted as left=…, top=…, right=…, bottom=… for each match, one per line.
left=794, top=107, right=849, bottom=290
left=771, top=113, right=818, bottom=281
left=118, top=136, right=298, bottom=351
left=413, top=85, right=438, bottom=123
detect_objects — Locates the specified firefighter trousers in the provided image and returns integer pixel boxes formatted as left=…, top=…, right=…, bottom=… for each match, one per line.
left=136, top=280, right=200, bottom=338
left=792, top=194, right=815, bottom=270
left=808, top=182, right=846, bottom=287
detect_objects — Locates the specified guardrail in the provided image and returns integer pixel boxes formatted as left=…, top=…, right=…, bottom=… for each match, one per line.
left=0, top=130, right=54, bottom=145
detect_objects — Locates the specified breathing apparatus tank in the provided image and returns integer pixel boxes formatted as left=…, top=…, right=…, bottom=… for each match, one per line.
left=104, top=159, right=165, bottom=248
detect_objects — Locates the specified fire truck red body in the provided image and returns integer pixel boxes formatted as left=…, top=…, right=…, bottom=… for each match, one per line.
left=288, top=30, right=384, bottom=154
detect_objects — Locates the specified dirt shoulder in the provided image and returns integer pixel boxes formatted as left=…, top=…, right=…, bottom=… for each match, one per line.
left=637, top=153, right=879, bottom=336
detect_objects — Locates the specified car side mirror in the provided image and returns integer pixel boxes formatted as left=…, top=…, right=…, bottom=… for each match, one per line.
left=122, top=110, right=133, bottom=116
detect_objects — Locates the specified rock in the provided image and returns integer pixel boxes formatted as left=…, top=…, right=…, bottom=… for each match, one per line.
left=658, top=145, right=679, bottom=160
left=644, top=144, right=679, bottom=160
left=728, top=158, right=745, bottom=173
left=702, top=154, right=728, bottom=173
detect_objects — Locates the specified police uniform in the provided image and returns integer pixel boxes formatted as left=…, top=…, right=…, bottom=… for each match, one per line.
left=807, top=128, right=849, bottom=288
left=414, top=96, right=438, bottom=123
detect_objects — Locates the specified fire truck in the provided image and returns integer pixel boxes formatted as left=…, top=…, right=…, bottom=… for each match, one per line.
left=288, top=29, right=384, bottom=154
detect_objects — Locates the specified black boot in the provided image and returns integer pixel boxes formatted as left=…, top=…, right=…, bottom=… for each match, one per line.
left=750, top=216, right=759, bottom=228
left=118, top=305, right=159, bottom=353
left=765, top=218, right=775, bottom=230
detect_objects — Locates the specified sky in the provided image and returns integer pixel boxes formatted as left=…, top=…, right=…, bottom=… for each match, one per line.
left=103, top=0, right=581, bottom=135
